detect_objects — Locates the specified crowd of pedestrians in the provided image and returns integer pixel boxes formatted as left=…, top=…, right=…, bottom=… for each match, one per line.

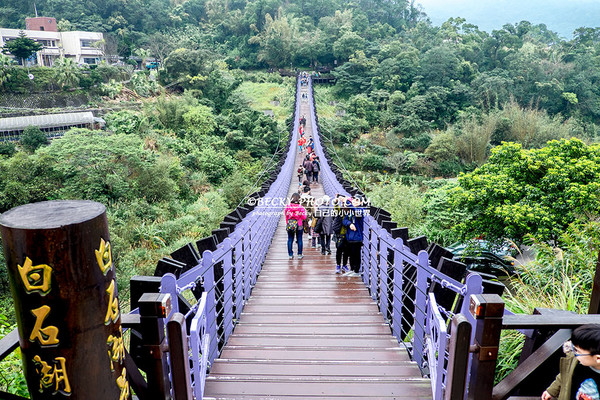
left=285, top=77, right=364, bottom=275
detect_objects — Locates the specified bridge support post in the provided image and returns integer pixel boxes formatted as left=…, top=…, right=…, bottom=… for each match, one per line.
left=467, top=294, right=504, bottom=400
left=0, top=200, right=129, bottom=400
left=167, top=313, right=192, bottom=400
left=138, top=293, right=173, bottom=400
left=445, top=314, right=472, bottom=400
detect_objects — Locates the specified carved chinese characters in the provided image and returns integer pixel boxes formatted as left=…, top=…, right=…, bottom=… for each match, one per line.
left=0, top=200, right=129, bottom=399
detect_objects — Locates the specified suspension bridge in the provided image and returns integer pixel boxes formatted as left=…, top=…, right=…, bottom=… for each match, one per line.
left=1, top=75, right=600, bottom=400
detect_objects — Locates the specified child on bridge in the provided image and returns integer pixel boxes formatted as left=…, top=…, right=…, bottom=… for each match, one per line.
left=542, top=324, right=600, bottom=400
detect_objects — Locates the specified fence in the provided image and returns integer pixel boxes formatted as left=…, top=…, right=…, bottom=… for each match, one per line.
left=307, top=77, right=485, bottom=399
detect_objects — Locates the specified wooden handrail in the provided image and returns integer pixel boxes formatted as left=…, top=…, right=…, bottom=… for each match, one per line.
left=0, top=328, right=19, bottom=361
left=503, top=314, right=600, bottom=329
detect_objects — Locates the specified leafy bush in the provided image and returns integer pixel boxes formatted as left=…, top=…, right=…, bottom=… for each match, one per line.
left=182, top=147, right=236, bottom=184
left=367, top=180, right=425, bottom=233
left=129, top=71, right=160, bottom=97
left=20, top=125, right=48, bottom=152
left=0, top=142, right=16, bottom=157
left=150, top=93, right=198, bottom=131
left=105, top=110, right=144, bottom=135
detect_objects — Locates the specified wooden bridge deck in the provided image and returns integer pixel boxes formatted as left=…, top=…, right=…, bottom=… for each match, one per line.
left=203, top=89, right=432, bottom=399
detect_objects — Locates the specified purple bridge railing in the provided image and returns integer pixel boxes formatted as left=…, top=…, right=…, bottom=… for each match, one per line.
left=156, top=76, right=484, bottom=400
left=307, top=77, right=484, bottom=399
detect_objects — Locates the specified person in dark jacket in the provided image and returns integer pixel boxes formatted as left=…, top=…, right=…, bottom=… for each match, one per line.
left=342, top=197, right=365, bottom=277
left=315, top=195, right=333, bottom=255
left=332, top=194, right=350, bottom=274
left=303, top=157, right=313, bottom=183
left=312, top=156, right=321, bottom=184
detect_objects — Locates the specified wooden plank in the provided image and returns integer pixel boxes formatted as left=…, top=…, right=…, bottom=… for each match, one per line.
left=204, top=380, right=432, bottom=398
left=226, top=336, right=397, bottom=348
left=503, top=314, right=600, bottom=328
left=209, top=361, right=423, bottom=377
left=247, top=296, right=374, bottom=305
left=232, top=323, right=393, bottom=335
left=0, top=328, right=19, bottom=360
left=236, top=314, right=384, bottom=324
left=242, top=304, right=380, bottom=313
left=219, top=348, right=410, bottom=362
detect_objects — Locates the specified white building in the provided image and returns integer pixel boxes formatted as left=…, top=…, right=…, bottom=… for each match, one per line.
left=0, top=17, right=103, bottom=66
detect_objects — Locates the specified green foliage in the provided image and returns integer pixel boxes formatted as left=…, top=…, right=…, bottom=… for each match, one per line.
left=20, top=126, right=48, bottom=152
left=182, top=104, right=217, bottom=137
left=150, top=93, right=199, bottom=131
left=35, top=129, right=182, bottom=204
left=105, top=110, right=144, bottom=135
left=0, top=141, right=16, bottom=157
left=367, top=180, right=425, bottom=233
left=53, top=57, right=80, bottom=89
left=129, top=71, right=160, bottom=97
left=450, top=139, right=600, bottom=244
left=182, top=146, right=236, bottom=184
left=0, top=314, right=28, bottom=398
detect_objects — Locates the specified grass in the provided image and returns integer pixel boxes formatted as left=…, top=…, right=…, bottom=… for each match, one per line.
left=313, top=85, right=338, bottom=119
left=234, top=79, right=295, bottom=123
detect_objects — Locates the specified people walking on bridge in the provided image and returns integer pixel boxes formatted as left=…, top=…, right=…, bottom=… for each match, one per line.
left=312, top=156, right=321, bottom=184
left=303, top=156, right=313, bottom=182
left=315, top=195, right=333, bottom=255
left=298, top=136, right=306, bottom=153
left=285, top=193, right=306, bottom=260
left=300, top=185, right=315, bottom=235
left=343, top=197, right=365, bottom=277
left=332, top=195, right=350, bottom=274
left=300, top=115, right=306, bottom=128
left=297, top=164, right=304, bottom=184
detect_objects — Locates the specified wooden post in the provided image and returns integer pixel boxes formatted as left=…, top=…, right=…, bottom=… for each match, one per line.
left=138, top=292, right=172, bottom=400
left=467, top=294, right=504, bottom=400
left=0, top=200, right=129, bottom=400
left=588, top=249, right=600, bottom=314
left=445, top=314, right=472, bottom=400
left=167, top=313, right=192, bottom=400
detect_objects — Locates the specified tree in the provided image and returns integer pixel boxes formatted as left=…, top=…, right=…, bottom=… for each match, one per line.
left=53, top=57, right=80, bottom=89
left=450, top=139, right=600, bottom=244
left=332, top=31, right=366, bottom=62
left=248, top=13, right=294, bottom=67
left=20, top=126, right=48, bottom=152
left=2, top=31, right=43, bottom=65
left=0, top=54, right=13, bottom=87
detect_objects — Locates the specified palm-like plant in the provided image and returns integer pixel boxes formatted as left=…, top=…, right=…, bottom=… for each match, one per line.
left=53, top=57, right=80, bottom=89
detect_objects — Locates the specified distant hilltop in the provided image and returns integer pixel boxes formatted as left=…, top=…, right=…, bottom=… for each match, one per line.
left=417, top=0, right=600, bottom=39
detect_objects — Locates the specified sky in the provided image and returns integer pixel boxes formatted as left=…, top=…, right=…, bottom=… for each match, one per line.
left=415, top=0, right=600, bottom=38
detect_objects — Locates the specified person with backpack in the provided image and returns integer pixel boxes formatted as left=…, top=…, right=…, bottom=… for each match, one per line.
left=297, top=164, right=304, bottom=184
left=315, top=195, right=333, bottom=255
left=343, top=197, right=365, bottom=277
left=332, top=194, right=350, bottom=274
left=300, top=186, right=316, bottom=241
left=303, top=156, right=313, bottom=183
left=285, top=193, right=307, bottom=260
left=312, top=156, right=321, bottom=184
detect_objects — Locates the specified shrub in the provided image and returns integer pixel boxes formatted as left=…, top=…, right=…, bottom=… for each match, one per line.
left=0, top=142, right=16, bottom=157
left=105, top=110, right=144, bottom=135
left=20, top=125, right=48, bottom=152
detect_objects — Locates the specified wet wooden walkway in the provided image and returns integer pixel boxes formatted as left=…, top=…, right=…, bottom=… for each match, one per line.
left=203, top=87, right=432, bottom=399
